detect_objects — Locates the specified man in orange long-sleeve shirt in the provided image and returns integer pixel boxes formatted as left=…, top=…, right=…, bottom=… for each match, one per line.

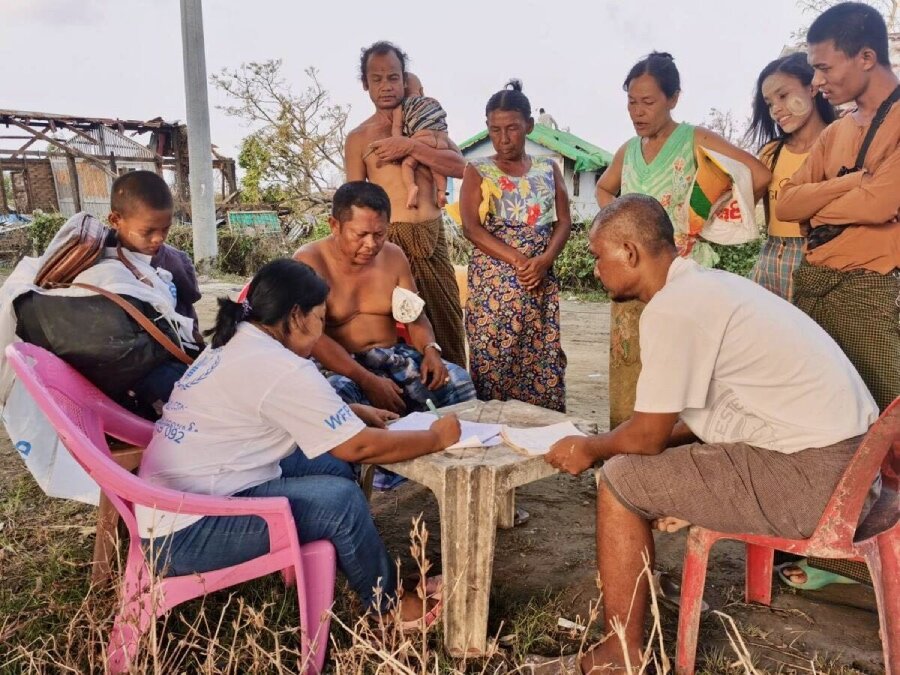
left=778, top=2, right=900, bottom=412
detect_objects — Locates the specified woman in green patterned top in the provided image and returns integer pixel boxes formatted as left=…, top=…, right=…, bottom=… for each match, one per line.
left=459, top=80, right=572, bottom=412
left=596, top=52, right=771, bottom=266
left=598, top=52, right=772, bottom=431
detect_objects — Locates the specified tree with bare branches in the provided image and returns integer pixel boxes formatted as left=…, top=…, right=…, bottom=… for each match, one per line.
left=703, top=108, right=752, bottom=150
left=212, top=60, right=349, bottom=216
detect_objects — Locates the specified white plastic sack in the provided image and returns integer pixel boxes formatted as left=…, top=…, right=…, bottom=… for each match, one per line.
left=695, top=147, right=761, bottom=246
left=2, top=378, right=99, bottom=505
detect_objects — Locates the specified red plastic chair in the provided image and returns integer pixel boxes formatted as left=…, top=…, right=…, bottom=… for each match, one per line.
left=675, top=398, right=900, bottom=675
left=236, top=281, right=250, bottom=303
left=6, top=343, right=336, bottom=674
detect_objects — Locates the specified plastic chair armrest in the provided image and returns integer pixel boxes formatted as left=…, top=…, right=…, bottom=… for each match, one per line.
left=131, top=486, right=293, bottom=520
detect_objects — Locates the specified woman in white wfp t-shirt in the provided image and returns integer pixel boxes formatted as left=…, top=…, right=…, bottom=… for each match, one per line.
left=136, top=258, right=460, bottom=626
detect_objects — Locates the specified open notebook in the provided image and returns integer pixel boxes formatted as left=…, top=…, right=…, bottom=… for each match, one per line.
left=500, top=421, right=586, bottom=456
left=387, top=412, right=503, bottom=450
left=387, top=412, right=585, bottom=455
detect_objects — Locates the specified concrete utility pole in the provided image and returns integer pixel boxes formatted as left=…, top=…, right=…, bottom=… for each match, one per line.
left=180, top=0, right=217, bottom=267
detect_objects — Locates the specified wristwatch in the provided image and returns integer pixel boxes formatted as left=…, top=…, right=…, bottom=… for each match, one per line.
left=423, top=341, right=443, bottom=355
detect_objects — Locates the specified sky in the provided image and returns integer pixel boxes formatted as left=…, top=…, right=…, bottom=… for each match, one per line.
left=2, top=0, right=811, bottom=165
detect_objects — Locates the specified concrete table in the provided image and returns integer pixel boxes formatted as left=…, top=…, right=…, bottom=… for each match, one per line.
left=386, top=399, right=598, bottom=657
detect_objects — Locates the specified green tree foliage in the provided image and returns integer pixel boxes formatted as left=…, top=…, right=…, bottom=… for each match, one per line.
left=212, top=61, right=349, bottom=216
left=237, top=135, right=289, bottom=205
left=2, top=174, right=14, bottom=207
left=28, top=211, right=67, bottom=256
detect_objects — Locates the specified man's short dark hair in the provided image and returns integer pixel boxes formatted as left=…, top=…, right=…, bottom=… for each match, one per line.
left=359, top=41, right=408, bottom=83
left=110, top=170, right=174, bottom=216
left=332, top=181, right=391, bottom=224
left=591, top=193, right=676, bottom=254
left=808, top=2, right=891, bottom=66
left=539, top=107, right=545, bottom=113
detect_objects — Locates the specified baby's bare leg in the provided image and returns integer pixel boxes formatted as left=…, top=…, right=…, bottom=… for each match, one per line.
left=402, top=156, right=420, bottom=208
left=392, top=106, right=404, bottom=138
left=410, top=129, right=448, bottom=149
left=433, top=171, right=448, bottom=208
left=432, top=130, right=451, bottom=151
left=410, top=130, right=450, bottom=207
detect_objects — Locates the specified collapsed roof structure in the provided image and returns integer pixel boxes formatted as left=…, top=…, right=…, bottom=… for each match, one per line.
left=0, top=109, right=237, bottom=221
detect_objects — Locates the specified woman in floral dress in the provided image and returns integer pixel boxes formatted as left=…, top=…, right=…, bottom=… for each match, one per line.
left=459, top=80, right=571, bottom=411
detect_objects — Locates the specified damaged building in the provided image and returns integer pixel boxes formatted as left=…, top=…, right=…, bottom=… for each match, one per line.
left=0, top=109, right=237, bottom=221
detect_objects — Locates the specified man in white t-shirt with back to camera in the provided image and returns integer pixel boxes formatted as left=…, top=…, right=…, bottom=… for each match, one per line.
left=544, top=193, right=878, bottom=673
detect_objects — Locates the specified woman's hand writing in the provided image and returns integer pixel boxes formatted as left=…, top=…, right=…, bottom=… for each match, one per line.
left=430, top=413, right=461, bottom=449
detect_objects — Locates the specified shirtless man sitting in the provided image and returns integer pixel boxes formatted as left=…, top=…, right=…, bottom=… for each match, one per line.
left=293, top=181, right=475, bottom=415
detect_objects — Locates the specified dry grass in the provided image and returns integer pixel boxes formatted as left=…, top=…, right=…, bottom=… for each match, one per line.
left=0, top=469, right=876, bottom=674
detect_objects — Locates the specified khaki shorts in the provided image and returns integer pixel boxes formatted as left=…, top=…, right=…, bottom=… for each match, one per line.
left=599, top=436, right=862, bottom=539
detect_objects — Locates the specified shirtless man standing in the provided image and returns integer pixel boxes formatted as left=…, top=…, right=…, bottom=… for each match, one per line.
left=345, top=40, right=467, bottom=368
left=294, top=181, right=474, bottom=414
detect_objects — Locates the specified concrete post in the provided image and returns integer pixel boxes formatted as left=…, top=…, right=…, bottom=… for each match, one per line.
left=609, top=300, right=644, bottom=429
left=179, top=0, right=217, bottom=267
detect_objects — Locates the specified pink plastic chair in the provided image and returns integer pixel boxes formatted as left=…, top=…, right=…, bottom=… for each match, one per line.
left=675, top=398, right=900, bottom=675
left=6, top=343, right=336, bottom=674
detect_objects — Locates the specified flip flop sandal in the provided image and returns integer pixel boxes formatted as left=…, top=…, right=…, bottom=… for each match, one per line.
left=407, top=575, right=443, bottom=601
left=395, top=589, right=443, bottom=633
left=514, top=507, right=530, bottom=527
left=653, top=571, right=710, bottom=613
left=424, top=574, right=442, bottom=599
left=776, top=559, right=859, bottom=590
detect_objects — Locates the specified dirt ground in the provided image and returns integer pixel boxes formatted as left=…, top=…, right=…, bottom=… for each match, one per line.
left=191, top=282, right=884, bottom=672
left=0, top=279, right=886, bottom=672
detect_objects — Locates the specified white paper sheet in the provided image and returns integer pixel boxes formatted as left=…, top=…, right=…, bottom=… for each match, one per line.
left=500, top=421, right=586, bottom=456
left=388, top=411, right=503, bottom=450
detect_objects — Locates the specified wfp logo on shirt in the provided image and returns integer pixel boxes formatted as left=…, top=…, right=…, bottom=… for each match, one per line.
left=324, top=404, right=354, bottom=431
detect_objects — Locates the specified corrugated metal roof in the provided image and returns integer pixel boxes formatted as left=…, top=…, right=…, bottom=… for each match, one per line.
left=458, top=123, right=613, bottom=172
left=62, top=126, right=156, bottom=159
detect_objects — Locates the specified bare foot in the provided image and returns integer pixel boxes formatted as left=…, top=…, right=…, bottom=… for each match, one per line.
left=580, top=638, right=643, bottom=674
left=780, top=564, right=808, bottom=585
left=406, top=184, right=419, bottom=209
left=651, top=516, right=690, bottom=533
left=397, top=593, right=439, bottom=622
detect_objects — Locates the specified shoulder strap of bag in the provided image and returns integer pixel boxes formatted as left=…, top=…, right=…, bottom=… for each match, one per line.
left=115, top=243, right=154, bottom=287
left=762, top=138, right=786, bottom=224
left=58, top=282, right=194, bottom=366
left=806, top=86, right=900, bottom=249
left=851, top=84, right=900, bottom=171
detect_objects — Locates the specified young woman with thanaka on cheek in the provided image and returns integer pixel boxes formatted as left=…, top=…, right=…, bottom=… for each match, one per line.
left=746, top=52, right=836, bottom=300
